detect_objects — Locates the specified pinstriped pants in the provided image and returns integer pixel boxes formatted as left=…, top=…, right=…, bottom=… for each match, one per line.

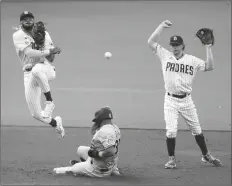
left=164, top=92, right=202, bottom=138
left=23, top=62, right=56, bottom=124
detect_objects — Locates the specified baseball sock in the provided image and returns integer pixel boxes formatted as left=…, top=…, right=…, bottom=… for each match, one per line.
left=194, top=133, right=208, bottom=156
left=44, top=91, right=53, bottom=102
left=166, top=137, right=176, bottom=157
left=49, top=118, right=57, bottom=127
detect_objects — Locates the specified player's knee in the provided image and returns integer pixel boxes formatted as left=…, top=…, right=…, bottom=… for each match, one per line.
left=32, top=112, right=44, bottom=121
left=192, top=131, right=203, bottom=136
left=32, top=113, right=40, bottom=120
left=31, top=67, right=39, bottom=76
left=31, top=65, right=42, bottom=76
left=191, top=127, right=202, bottom=136
left=166, top=130, right=177, bottom=138
left=77, top=146, right=90, bottom=159
left=194, top=132, right=204, bottom=137
left=77, top=146, right=85, bottom=156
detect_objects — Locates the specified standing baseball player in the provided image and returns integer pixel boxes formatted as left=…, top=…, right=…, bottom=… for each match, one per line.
left=12, top=11, right=65, bottom=137
left=147, top=20, right=222, bottom=169
left=53, top=107, right=121, bottom=177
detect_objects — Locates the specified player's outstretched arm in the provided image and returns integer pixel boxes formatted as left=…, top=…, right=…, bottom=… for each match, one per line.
left=205, top=45, right=214, bottom=71
left=24, top=46, right=50, bottom=57
left=24, top=46, right=61, bottom=58
left=148, top=20, right=172, bottom=50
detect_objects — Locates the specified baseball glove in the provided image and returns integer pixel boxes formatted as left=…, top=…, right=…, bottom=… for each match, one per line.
left=32, top=21, right=46, bottom=49
left=196, top=28, right=214, bottom=45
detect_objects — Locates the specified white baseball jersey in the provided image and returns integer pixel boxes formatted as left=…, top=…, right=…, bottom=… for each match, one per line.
left=13, top=29, right=54, bottom=70
left=151, top=43, right=205, bottom=137
left=13, top=28, right=56, bottom=124
left=91, top=124, right=121, bottom=171
left=153, top=43, right=206, bottom=95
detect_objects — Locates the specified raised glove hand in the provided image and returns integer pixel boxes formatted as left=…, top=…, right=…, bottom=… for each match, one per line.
left=49, top=46, right=61, bottom=54
left=161, top=20, right=172, bottom=28
left=32, top=21, right=46, bottom=49
left=196, top=28, right=214, bottom=46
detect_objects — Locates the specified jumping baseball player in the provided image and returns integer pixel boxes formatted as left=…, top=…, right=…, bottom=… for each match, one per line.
left=12, top=11, right=65, bottom=137
left=53, top=107, right=121, bottom=177
left=147, top=20, right=222, bottom=169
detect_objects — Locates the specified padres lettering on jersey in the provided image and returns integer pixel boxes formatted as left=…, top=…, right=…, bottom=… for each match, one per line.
left=153, top=44, right=206, bottom=94
left=91, top=124, right=121, bottom=171
left=165, top=62, right=194, bottom=75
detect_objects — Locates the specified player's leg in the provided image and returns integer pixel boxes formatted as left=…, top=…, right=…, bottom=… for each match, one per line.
left=53, top=160, right=92, bottom=176
left=31, top=63, right=55, bottom=118
left=77, top=146, right=90, bottom=160
left=40, top=62, right=56, bottom=117
left=70, top=146, right=90, bottom=165
left=43, top=61, right=56, bottom=81
left=180, top=96, right=222, bottom=166
left=24, top=73, right=65, bottom=137
left=55, top=146, right=119, bottom=177
left=71, top=146, right=121, bottom=176
left=164, top=94, right=179, bottom=169
left=54, top=158, right=108, bottom=177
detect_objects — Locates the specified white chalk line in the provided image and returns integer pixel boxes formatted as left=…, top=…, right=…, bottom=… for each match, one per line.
left=54, top=87, right=165, bottom=93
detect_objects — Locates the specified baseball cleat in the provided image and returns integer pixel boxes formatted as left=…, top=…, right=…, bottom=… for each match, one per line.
left=55, top=116, right=65, bottom=138
left=69, top=160, right=80, bottom=165
left=42, top=101, right=55, bottom=118
left=111, top=167, right=122, bottom=176
left=53, top=168, right=59, bottom=174
left=165, top=156, right=177, bottom=169
left=201, top=153, right=223, bottom=166
left=53, top=167, right=70, bottom=174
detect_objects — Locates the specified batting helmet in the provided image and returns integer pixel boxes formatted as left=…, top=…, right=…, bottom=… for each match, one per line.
left=20, top=11, right=34, bottom=22
left=92, top=107, right=113, bottom=123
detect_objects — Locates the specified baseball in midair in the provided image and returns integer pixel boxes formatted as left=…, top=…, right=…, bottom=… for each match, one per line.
left=104, top=52, right=112, bottom=59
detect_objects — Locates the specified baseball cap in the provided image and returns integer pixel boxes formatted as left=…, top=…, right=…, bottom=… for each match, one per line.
left=20, top=11, right=34, bottom=22
left=170, top=35, right=184, bottom=46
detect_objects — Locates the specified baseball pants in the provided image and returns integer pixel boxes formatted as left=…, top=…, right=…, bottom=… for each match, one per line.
left=54, top=146, right=120, bottom=177
left=164, top=92, right=202, bottom=138
left=24, top=62, right=56, bottom=123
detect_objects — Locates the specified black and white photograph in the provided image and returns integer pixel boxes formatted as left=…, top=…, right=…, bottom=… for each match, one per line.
left=1, top=0, right=231, bottom=185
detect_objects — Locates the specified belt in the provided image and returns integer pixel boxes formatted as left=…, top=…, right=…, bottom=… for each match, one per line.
left=167, top=92, right=190, bottom=99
